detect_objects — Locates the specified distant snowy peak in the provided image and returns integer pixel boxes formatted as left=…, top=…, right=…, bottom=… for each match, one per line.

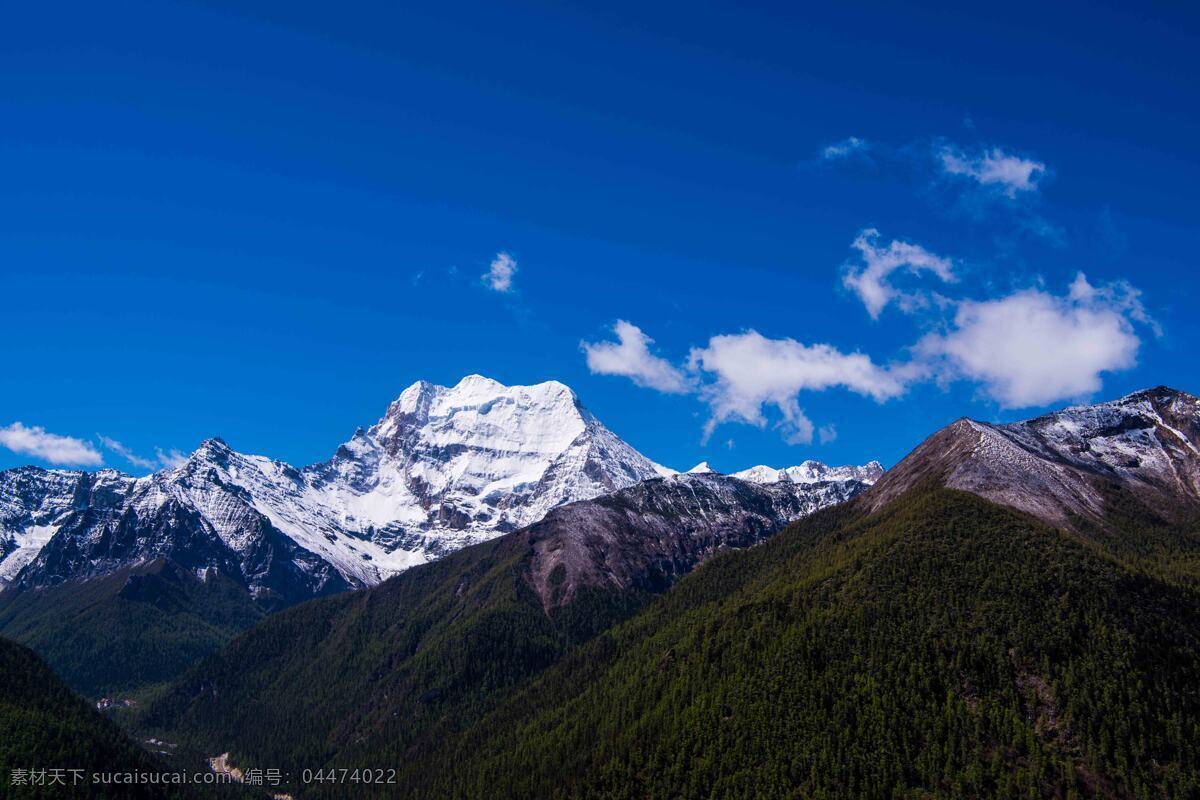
left=867, top=386, right=1200, bottom=528
left=371, top=375, right=586, bottom=456
left=339, top=374, right=665, bottom=532
left=687, top=461, right=717, bottom=474
left=733, top=460, right=885, bottom=486
left=2, top=376, right=669, bottom=598
left=0, top=467, right=137, bottom=586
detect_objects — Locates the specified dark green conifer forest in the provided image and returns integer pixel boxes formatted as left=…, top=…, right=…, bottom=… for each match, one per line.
left=0, top=637, right=195, bottom=799
left=142, top=487, right=1200, bottom=799
left=0, top=559, right=263, bottom=698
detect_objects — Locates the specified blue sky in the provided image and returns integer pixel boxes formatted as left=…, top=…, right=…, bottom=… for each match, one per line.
left=2, top=0, right=1198, bottom=475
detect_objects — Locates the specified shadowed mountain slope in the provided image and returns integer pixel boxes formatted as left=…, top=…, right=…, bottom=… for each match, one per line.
left=0, top=637, right=199, bottom=799
left=0, top=559, right=264, bottom=698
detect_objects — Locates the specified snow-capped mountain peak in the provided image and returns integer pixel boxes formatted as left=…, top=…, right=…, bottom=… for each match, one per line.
left=372, top=375, right=589, bottom=462
left=1, top=376, right=668, bottom=597
left=1, top=376, right=896, bottom=601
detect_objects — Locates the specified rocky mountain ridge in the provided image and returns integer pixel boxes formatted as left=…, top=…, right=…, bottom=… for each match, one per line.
left=0, top=376, right=879, bottom=604
left=524, top=471, right=870, bottom=609
left=867, top=386, right=1200, bottom=527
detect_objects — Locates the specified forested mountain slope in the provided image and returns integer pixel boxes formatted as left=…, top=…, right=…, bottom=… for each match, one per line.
left=141, top=473, right=868, bottom=781
left=0, top=637, right=196, bottom=799
left=0, top=559, right=264, bottom=698
left=141, top=389, right=1200, bottom=798
left=397, top=487, right=1200, bottom=800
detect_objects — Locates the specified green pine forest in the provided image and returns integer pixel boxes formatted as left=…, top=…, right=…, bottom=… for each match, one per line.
left=0, top=637, right=196, bottom=799
left=139, top=485, right=1200, bottom=799
left=0, top=559, right=264, bottom=698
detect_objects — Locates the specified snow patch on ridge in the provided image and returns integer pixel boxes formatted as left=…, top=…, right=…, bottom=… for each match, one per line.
left=733, top=460, right=885, bottom=486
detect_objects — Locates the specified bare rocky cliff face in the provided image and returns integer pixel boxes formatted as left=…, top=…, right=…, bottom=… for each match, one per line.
left=867, top=386, right=1200, bottom=528
left=521, top=472, right=871, bottom=609
left=0, top=468, right=137, bottom=586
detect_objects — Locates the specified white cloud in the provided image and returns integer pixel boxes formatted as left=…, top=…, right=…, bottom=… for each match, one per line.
left=483, top=251, right=517, bottom=292
left=98, top=435, right=157, bottom=469
left=1067, top=271, right=1161, bottom=336
left=821, top=136, right=868, bottom=160
left=917, top=273, right=1147, bottom=408
left=687, top=331, right=907, bottom=444
left=583, top=266, right=1156, bottom=444
left=155, top=447, right=188, bottom=469
left=582, top=320, right=691, bottom=393
left=843, top=229, right=956, bottom=319
left=0, top=423, right=103, bottom=467
left=939, top=146, right=1046, bottom=198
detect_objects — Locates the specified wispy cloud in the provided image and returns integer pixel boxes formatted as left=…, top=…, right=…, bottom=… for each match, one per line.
left=97, top=435, right=188, bottom=470
left=97, top=435, right=157, bottom=469
left=817, top=424, right=838, bottom=445
left=482, top=251, right=517, bottom=292
left=938, top=145, right=1046, bottom=198
left=155, top=447, right=188, bottom=469
left=843, top=229, right=956, bottom=319
left=818, top=135, right=1054, bottom=238
left=582, top=320, right=692, bottom=393
left=0, top=423, right=103, bottom=467
left=820, top=136, right=868, bottom=160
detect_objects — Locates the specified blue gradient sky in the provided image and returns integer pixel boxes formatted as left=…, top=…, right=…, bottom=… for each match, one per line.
left=2, top=0, right=1197, bottom=474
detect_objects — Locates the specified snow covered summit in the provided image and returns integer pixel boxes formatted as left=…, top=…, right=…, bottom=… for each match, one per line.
left=0, top=376, right=666, bottom=600
left=307, top=374, right=668, bottom=553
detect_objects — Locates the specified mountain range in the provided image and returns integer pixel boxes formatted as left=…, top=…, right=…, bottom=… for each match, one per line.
left=3, top=382, right=1199, bottom=798
left=0, top=375, right=877, bottom=606
left=0, top=376, right=878, bottom=699
left=130, top=385, right=1200, bottom=800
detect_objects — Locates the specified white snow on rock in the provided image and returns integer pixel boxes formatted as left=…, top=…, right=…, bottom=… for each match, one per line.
left=1, top=376, right=669, bottom=591
left=1, top=375, right=895, bottom=596
left=733, top=460, right=885, bottom=486
left=867, top=386, right=1200, bottom=528
left=0, top=468, right=136, bottom=588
